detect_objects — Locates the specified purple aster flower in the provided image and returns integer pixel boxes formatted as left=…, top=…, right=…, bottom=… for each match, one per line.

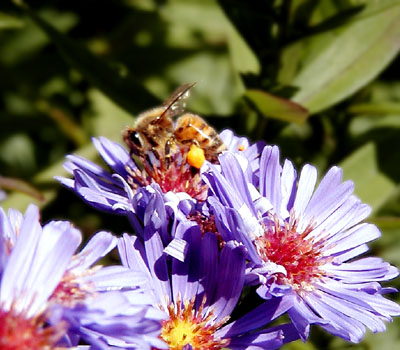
left=126, top=182, right=230, bottom=263
left=219, top=129, right=266, bottom=184
left=117, top=214, right=299, bottom=350
left=0, top=204, right=81, bottom=349
left=56, top=128, right=265, bottom=215
left=0, top=204, right=163, bottom=349
left=203, top=147, right=400, bottom=343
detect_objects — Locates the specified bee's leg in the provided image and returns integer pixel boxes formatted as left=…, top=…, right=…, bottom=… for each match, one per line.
left=151, top=148, right=161, bottom=160
left=164, top=138, right=174, bottom=167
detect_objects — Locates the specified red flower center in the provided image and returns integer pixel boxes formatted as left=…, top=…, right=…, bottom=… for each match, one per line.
left=127, top=147, right=208, bottom=201
left=254, top=213, right=327, bottom=290
left=0, top=306, right=66, bottom=350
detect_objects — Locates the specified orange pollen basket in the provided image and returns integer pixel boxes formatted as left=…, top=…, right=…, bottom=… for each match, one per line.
left=187, top=144, right=206, bottom=169
left=0, top=305, right=67, bottom=350
left=254, top=212, right=327, bottom=290
left=159, top=297, right=230, bottom=350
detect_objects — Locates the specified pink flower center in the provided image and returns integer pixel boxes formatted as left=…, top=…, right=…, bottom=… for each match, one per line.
left=50, top=268, right=98, bottom=308
left=0, top=306, right=66, bottom=350
left=254, top=213, right=327, bottom=290
left=127, top=147, right=208, bottom=201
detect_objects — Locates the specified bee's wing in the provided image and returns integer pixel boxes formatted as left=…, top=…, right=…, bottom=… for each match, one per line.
left=161, top=82, right=196, bottom=118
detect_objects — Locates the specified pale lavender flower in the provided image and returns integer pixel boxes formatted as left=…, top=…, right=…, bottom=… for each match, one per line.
left=0, top=204, right=162, bottom=349
left=203, top=146, right=400, bottom=343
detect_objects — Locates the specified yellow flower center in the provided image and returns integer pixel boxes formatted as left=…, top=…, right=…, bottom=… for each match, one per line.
left=160, top=297, right=229, bottom=350
left=164, top=318, right=197, bottom=347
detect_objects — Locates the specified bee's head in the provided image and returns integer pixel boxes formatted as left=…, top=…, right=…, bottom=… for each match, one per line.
left=123, top=128, right=144, bottom=156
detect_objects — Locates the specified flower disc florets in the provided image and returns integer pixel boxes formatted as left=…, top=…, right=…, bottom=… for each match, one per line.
left=160, top=296, right=229, bottom=350
left=0, top=304, right=67, bottom=350
left=126, top=146, right=209, bottom=201
left=255, top=212, right=329, bottom=292
left=50, top=268, right=99, bottom=308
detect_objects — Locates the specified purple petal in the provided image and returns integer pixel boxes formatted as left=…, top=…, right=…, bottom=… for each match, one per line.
left=163, top=238, right=188, bottom=262
left=71, top=231, right=117, bottom=272
left=209, top=242, right=246, bottom=323
left=280, top=159, right=297, bottom=216
left=292, top=164, right=317, bottom=214
left=144, top=227, right=171, bottom=309
left=172, top=225, right=201, bottom=304
left=197, top=233, right=219, bottom=308
left=219, top=152, right=255, bottom=213
left=1, top=207, right=82, bottom=317
left=302, top=167, right=354, bottom=227
left=259, top=146, right=282, bottom=213
left=227, top=323, right=299, bottom=350
left=93, top=137, right=136, bottom=179
left=324, top=223, right=380, bottom=256
left=303, top=292, right=366, bottom=342
left=217, top=295, right=295, bottom=338
left=287, top=295, right=328, bottom=341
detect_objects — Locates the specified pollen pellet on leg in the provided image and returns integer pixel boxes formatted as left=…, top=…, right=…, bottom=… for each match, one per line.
left=187, top=144, right=206, bottom=169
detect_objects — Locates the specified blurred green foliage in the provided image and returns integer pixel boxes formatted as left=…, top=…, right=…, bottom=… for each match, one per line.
left=1, top=0, right=400, bottom=348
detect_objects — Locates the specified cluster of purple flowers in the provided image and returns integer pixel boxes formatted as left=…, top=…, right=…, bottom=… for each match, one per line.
left=1, top=128, right=399, bottom=350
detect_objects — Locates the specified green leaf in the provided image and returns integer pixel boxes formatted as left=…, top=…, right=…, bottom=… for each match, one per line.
left=0, top=143, right=97, bottom=212
left=0, top=176, right=44, bottom=202
left=86, top=89, right=136, bottom=137
left=25, top=9, right=158, bottom=115
left=166, top=53, right=243, bottom=116
left=226, top=20, right=260, bottom=74
left=348, top=102, right=400, bottom=115
left=340, top=142, right=397, bottom=213
left=0, top=9, right=77, bottom=65
left=1, top=89, right=135, bottom=212
left=286, top=2, right=400, bottom=114
left=245, top=89, right=309, bottom=124
left=0, top=12, right=24, bottom=30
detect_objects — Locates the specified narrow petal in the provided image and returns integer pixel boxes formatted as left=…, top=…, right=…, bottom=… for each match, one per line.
left=219, top=152, right=255, bottom=213
left=197, top=233, right=219, bottom=308
left=210, top=242, right=246, bottom=323
left=172, top=225, right=201, bottom=304
left=280, top=159, right=297, bottom=217
left=324, top=223, right=380, bottom=256
left=259, top=146, right=282, bottom=213
left=144, top=227, right=171, bottom=310
left=292, top=164, right=317, bottom=214
left=93, top=137, right=135, bottom=179
left=71, top=231, right=117, bottom=272
left=217, top=295, right=295, bottom=338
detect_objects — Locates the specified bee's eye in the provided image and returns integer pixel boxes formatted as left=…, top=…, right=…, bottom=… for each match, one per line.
left=129, top=132, right=143, bottom=147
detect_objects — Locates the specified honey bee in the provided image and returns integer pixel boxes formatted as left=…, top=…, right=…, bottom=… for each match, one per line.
left=174, top=113, right=226, bottom=163
left=123, top=83, right=226, bottom=167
